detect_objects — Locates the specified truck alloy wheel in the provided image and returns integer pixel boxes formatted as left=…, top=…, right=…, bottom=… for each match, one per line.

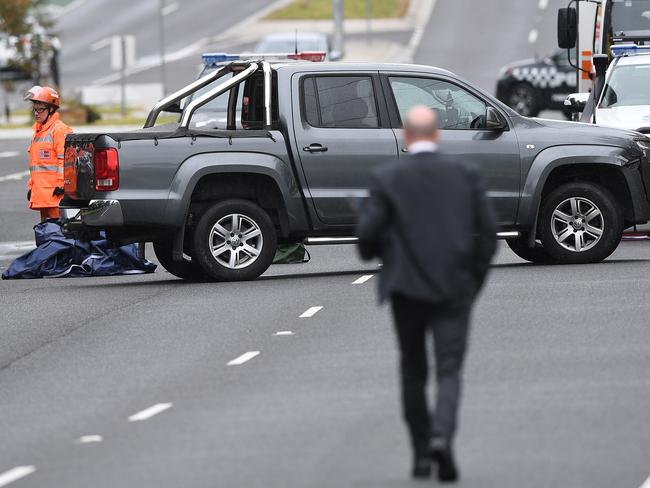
left=551, top=197, right=603, bottom=252
left=539, top=183, right=623, bottom=264
left=193, top=200, right=277, bottom=281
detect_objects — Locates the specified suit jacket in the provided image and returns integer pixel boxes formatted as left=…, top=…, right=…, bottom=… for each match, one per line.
left=356, top=151, right=497, bottom=304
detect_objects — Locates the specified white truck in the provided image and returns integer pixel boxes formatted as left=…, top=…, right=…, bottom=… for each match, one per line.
left=558, top=0, right=650, bottom=92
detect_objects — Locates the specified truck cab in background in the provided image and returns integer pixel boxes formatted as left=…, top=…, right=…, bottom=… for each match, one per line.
left=558, top=0, right=650, bottom=120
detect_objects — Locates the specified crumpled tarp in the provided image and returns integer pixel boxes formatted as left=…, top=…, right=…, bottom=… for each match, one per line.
left=1, top=220, right=156, bottom=279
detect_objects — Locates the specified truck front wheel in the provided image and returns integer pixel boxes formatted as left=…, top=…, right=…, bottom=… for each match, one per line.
left=193, top=199, right=277, bottom=281
left=538, top=182, right=623, bottom=264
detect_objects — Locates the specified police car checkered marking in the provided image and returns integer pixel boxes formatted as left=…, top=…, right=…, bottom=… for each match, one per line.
left=511, top=66, right=576, bottom=89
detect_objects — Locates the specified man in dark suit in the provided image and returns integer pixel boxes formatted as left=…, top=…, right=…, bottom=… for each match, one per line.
left=356, top=106, right=497, bottom=482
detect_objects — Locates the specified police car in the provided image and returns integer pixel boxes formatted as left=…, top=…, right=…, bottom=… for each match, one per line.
left=594, top=44, right=650, bottom=134
left=495, top=49, right=576, bottom=117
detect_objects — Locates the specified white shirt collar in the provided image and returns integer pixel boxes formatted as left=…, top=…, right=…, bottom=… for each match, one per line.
left=408, top=140, right=438, bottom=155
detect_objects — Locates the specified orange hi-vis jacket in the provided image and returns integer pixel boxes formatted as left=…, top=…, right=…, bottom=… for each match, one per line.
left=27, top=112, right=73, bottom=209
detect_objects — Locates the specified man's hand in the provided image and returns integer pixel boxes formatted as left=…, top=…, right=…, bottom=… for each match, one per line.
left=27, top=190, right=31, bottom=202
left=53, top=187, right=65, bottom=196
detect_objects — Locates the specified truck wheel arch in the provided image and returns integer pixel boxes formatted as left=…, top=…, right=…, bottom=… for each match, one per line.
left=165, top=151, right=302, bottom=226
left=519, top=146, right=637, bottom=242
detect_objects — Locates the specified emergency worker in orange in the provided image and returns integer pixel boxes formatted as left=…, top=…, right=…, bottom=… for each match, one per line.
left=24, top=86, right=73, bottom=221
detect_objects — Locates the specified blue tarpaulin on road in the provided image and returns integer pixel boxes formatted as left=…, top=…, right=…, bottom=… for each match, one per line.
left=1, top=220, right=156, bottom=279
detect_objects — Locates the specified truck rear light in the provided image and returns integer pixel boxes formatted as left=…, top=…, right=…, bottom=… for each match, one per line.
left=94, top=148, right=119, bottom=191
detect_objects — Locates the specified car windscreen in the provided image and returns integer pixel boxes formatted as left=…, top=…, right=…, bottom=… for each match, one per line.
left=600, top=63, right=650, bottom=107
left=610, top=0, right=650, bottom=35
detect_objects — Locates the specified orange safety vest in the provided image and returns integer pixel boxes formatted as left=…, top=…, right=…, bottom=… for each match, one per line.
left=27, top=112, right=73, bottom=209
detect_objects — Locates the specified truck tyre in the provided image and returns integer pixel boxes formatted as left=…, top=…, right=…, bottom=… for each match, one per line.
left=153, top=240, right=208, bottom=281
left=538, top=182, right=623, bottom=264
left=192, top=199, right=277, bottom=281
left=506, top=238, right=554, bottom=264
left=506, top=82, right=539, bottom=117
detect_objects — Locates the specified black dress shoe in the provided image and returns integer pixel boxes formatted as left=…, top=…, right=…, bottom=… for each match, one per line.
left=411, top=457, right=432, bottom=479
left=430, top=439, right=459, bottom=482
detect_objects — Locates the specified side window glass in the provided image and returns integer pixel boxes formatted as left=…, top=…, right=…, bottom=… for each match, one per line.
left=302, top=76, right=379, bottom=128
left=303, top=77, right=319, bottom=127
left=389, top=77, right=488, bottom=130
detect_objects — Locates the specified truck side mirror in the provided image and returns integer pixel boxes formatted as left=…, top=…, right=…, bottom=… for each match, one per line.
left=558, top=7, right=577, bottom=49
left=564, top=93, right=589, bottom=113
left=486, top=107, right=506, bottom=130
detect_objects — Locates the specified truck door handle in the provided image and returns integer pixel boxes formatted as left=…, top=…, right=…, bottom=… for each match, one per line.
left=401, top=147, right=409, bottom=153
left=303, top=143, right=328, bottom=153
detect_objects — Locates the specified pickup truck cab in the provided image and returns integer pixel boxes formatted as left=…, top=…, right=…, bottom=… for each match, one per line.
left=62, top=53, right=650, bottom=280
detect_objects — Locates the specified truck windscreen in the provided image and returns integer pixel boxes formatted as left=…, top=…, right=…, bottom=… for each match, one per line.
left=611, top=0, right=650, bottom=36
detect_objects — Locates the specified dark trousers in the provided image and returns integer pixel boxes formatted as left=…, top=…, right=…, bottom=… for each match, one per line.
left=391, top=293, right=471, bottom=458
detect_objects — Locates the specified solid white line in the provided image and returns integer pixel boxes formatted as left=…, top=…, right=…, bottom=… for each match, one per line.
left=227, top=351, right=260, bottom=366
left=76, top=435, right=103, bottom=444
left=352, top=275, right=374, bottom=285
left=404, top=0, right=438, bottom=63
left=275, top=331, right=294, bottom=336
left=300, top=306, right=323, bottom=318
left=0, top=466, right=36, bottom=487
left=639, top=475, right=650, bottom=488
left=0, top=151, right=19, bottom=158
left=539, top=0, right=549, bottom=9
left=128, top=403, right=172, bottom=422
left=528, top=29, right=539, bottom=44
left=0, top=171, right=29, bottom=183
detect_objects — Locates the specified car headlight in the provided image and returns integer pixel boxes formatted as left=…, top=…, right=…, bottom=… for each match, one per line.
left=635, top=137, right=650, bottom=153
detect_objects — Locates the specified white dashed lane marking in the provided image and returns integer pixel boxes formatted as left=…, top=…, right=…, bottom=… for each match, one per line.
left=227, top=351, right=260, bottom=366
left=539, top=0, right=548, bottom=9
left=128, top=403, right=173, bottom=422
left=528, top=29, right=539, bottom=44
left=352, top=275, right=374, bottom=285
left=0, top=466, right=36, bottom=487
left=0, top=151, right=20, bottom=158
left=0, top=171, right=29, bottom=183
left=161, top=1, right=179, bottom=16
left=300, top=306, right=323, bottom=318
left=76, top=435, right=103, bottom=444
left=275, top=331, right=294, bottom=336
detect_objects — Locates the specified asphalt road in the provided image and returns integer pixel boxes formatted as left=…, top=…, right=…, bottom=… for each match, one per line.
left=57, top=0, right=286, bottom=91
left=1, top=0, right=650, bottom=487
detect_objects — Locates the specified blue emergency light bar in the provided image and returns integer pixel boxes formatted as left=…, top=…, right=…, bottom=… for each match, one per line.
left=611, top=44, right=650, bottom=57
left=202, top=51, right=327, bottom=65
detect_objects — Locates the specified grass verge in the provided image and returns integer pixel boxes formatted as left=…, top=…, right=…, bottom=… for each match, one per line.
left=266, top=0, right=410, bottom=20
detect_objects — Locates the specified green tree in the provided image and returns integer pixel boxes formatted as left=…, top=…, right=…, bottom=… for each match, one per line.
left=1, top=0, right=53, bottom=85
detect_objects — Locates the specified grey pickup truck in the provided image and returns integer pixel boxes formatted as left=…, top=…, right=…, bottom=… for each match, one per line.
left=62, top=54, right=650, bottom=281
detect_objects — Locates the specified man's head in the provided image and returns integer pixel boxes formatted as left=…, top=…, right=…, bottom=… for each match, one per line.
left=403, top=105, right=439, bottom=147
left=24, top=85, right=60, bottom=124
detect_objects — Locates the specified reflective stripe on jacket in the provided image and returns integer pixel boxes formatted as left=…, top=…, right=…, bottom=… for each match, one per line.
left=28, top=112, right=73, bottom=209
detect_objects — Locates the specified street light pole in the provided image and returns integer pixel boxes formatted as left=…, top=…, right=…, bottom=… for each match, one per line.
left=333, top=0, right=344, bottom=59
left=158, top=0, right=167, bottom=97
